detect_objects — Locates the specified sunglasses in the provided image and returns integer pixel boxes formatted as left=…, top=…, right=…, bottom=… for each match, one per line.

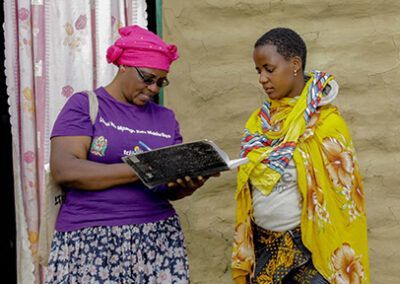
left=134, top=67, right=170, bottom=88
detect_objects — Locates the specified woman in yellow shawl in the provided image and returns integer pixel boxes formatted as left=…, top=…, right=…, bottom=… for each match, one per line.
left=231, top=28, right=369, bottom=283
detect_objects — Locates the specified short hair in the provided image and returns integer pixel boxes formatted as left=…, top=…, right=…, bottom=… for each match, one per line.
left=254, top=27, right=307, bottom=70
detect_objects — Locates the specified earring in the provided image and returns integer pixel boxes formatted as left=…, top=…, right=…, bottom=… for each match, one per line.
left=120, top=65, right=126, bottom=73
left=293, top=69, right=298, bottom=77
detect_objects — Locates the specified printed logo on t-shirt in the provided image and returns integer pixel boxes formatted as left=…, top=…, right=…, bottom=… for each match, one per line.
left=123, top=145, right=144, bottom=156
left=274, top=162, right=297, bottom=193
left=90, top=136, right=108, bottom=157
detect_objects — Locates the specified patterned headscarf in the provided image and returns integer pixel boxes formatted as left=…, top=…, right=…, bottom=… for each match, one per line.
left=238, top=70, right=334, bottom=196
left=106, top=25, right=179, bottom=71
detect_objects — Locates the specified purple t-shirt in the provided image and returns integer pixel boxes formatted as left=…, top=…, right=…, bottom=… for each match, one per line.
left=51, top=87, right=182, bottom=231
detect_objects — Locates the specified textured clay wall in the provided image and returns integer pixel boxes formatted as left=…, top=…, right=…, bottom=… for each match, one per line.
left=162, top=1, right=400, bottom=283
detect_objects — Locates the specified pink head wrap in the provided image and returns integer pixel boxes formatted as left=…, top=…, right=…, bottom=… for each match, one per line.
left=106, top=25, right=179, bottom=72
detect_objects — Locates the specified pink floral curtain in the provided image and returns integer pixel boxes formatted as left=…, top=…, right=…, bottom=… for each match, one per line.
left=4, top=1, right=148, bottom=283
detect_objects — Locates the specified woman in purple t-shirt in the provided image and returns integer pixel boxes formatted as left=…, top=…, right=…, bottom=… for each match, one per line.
left=46, top=25, right=211, bottom=283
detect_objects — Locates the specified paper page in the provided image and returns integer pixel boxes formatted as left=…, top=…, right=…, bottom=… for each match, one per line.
left=205, top=139, right=249, bottom=169
left=204, top=139, right=230, bottom=163
left=226, top=157, right=249, bottom=169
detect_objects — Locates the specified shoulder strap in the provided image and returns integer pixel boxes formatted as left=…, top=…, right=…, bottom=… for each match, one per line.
left=86, top=90, right=99, bottom=125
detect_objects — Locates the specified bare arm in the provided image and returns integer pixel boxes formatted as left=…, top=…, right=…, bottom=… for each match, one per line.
left=50, top=136, right=139, bottom=190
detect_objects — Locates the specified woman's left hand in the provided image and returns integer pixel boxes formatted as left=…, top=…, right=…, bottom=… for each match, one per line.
left=166, top=174, right=219, bottom=200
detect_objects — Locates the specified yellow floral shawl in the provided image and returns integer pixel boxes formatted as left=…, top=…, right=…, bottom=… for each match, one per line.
left=232, top=73, right=370, bottom=283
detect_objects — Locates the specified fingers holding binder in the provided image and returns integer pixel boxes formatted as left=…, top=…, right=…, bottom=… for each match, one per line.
left=166, top=174, right=219, bottom=200
left=168, top=175, right=204, bottom=193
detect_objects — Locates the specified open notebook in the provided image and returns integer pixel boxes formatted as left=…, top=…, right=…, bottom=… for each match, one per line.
left=122, top=139, right=249, bottom=189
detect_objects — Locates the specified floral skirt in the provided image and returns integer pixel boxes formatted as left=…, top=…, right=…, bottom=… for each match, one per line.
left=45, top=215, right=189, bottom=284
left=251, top=224, right=328, bottom=284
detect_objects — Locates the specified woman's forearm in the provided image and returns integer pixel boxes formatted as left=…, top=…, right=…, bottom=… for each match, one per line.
left=52, top=158, right=139, bottom=190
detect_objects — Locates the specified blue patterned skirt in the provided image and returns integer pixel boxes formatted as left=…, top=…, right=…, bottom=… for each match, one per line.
left=45, top=215, right=189, bottom=284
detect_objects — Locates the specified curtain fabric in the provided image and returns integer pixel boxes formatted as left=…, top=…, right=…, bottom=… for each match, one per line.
left=3, top=1, right=148, bottom=283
